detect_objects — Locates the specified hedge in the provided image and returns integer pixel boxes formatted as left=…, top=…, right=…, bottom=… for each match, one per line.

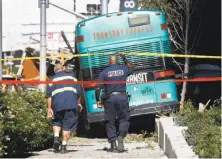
left=174, top=99, right=221, bottom=158
left=0, top=91, right=53, bottom=157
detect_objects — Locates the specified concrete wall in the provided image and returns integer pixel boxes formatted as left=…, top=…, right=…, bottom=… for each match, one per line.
left=155, top=117, right=198, bottom=158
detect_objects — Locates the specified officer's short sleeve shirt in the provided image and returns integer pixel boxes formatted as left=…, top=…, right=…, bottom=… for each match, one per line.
left=96, top=64, right=131, bottom=94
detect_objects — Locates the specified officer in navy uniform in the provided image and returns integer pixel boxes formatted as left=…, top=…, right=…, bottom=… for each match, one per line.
left=46, top=63, right=82, bottom=154
left=95, top=53, right=133, bottom=152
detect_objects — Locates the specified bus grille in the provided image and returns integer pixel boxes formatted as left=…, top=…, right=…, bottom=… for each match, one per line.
left=80, top=40, right=171, bottom=80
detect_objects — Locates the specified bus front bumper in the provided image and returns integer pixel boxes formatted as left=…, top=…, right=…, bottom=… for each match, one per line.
left=87, top=101, right=179, bottom=123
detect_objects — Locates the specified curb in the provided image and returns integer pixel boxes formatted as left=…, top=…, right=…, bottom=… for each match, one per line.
left=155, top=117, right=198, bottom=158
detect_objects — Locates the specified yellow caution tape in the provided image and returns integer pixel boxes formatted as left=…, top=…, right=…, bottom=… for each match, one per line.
left=0, top=55, right=62, bottom=61
left=0, top=52, right=221, bottom=61
left=124, top=52, right=222, bottom=59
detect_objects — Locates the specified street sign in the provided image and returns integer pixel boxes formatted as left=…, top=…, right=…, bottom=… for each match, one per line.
left=120, top=0, right=137, bottom=12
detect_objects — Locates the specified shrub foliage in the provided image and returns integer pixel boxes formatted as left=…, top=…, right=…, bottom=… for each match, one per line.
left=0, top=91, right=53, bottom=157
left=175, top=99, right=221, bottom=158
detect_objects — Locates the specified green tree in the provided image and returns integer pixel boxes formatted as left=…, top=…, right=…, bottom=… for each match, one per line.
left=137, top=0, right=205, bottom=106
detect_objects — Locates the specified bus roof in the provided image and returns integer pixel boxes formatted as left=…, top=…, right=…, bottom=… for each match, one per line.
left=76, top=10, right=168, bottom=52
left=77, top=10, right=164, bottom=25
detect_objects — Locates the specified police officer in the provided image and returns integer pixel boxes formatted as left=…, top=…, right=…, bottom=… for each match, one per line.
left=95, top=53, right=133, bottom=152
left=46, top=63, right=82, bottom=154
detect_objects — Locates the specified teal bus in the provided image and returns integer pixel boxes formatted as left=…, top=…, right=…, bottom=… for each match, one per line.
left=75, top=10, right=179, bottom=123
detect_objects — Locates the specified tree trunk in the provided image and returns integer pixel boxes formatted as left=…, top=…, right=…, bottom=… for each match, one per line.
left=180, top=58, right=189, bottom=107
left=180, top=0, right=190, bottom=108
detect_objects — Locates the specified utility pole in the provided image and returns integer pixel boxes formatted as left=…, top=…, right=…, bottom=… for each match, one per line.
left=101, top=0, right=108, bottom=14
left=39, top=0, right=49, bottom=92
left=0, top=0, right=2, bottom=80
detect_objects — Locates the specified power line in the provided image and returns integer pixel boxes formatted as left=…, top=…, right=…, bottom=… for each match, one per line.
left=49, top=2, right=88, bottom=20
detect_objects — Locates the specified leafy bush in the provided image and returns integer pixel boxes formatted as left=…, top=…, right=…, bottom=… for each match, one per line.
left=174, top=99, right=221, bottom=158
left=0, top=91, right=53, bottom=157
left=0, top=120, right=4, bottom=156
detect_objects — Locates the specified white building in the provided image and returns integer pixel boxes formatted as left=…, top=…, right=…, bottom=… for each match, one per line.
left=1, top=0, right=120, bottom=70
left=75, top=0, right=120, bottom=17
left=3, top=0, right=86, bottom=53
left=2, top=0, right=120, bottom=53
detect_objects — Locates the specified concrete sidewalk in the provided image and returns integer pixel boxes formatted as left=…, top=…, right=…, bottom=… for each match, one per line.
left=29, top=137, right=167, bottom=158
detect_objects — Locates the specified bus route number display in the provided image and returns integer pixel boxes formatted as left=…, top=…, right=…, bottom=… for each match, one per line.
left=128, top=14, right=150, bottom=27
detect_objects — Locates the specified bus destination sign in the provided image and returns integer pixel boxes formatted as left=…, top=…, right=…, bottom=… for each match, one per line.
left=128, top=14, right=150, bottom=27
left=93, top=24, right=153, bottom=40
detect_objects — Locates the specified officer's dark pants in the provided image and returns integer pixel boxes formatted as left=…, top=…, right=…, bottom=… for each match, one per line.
left=104, top=94, right=130, bottom=143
